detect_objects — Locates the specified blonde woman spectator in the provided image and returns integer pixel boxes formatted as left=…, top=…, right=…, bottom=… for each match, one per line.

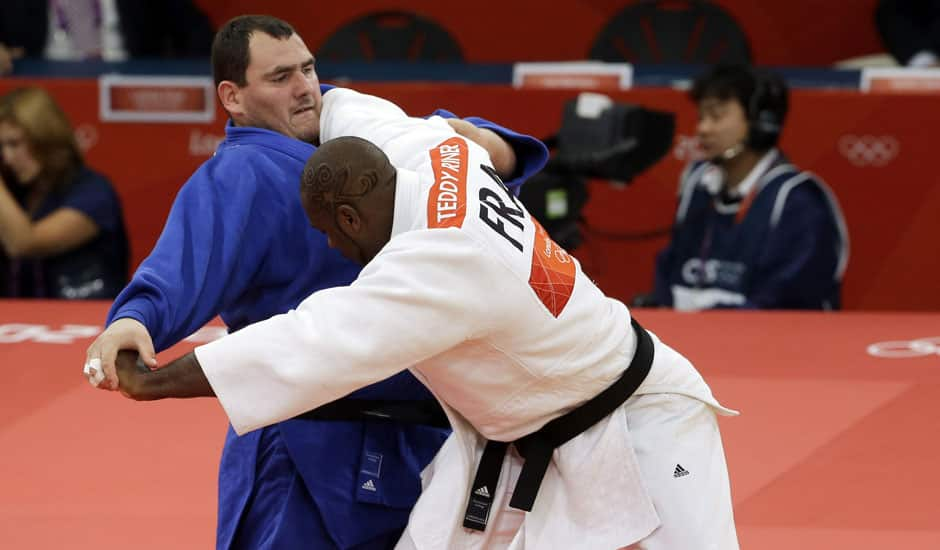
left=0, top=87, right=128, bottom=298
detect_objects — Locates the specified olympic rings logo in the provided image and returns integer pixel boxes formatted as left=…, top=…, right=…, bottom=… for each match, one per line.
left=866, top=337, right=940, bottom=358
left=838, top=135, right=899, bottom=167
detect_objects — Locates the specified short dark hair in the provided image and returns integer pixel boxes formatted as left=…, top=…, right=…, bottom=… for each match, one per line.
left=211, top=15, right=295, bottom=87
left=300, top=137, right=395, bottom=215
left=690, top=64, right=756, bottom=108
left=690, top=64, right=789, bottom=150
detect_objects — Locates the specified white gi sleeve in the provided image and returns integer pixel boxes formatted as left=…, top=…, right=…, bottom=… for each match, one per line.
left=194, top=229, right=513, bottom=435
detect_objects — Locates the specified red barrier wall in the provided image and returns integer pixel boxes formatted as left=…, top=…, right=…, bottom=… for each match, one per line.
left=194, top=0, right=884, bottom=65
left=1, top=79, right=935, bottom=311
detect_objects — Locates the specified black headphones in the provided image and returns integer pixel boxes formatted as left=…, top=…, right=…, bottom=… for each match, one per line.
left=746, top=69, right=786, bottom=150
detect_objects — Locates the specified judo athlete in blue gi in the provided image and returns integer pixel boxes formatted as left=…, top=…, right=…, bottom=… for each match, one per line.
left=652, top=65, right=848, bottom=311
left=82, top=15, right=547, bottom=550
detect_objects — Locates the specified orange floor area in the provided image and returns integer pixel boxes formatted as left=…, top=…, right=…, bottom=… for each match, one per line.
left=2, top=301, right=939, bottom=549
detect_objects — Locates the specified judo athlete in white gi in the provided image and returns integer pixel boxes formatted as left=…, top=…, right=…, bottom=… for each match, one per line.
left=113, top=88, right=740, bottom=549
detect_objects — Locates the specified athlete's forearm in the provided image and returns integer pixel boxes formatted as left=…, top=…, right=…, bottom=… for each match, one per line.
left=446, top=119, right=517, bottom=178
left=116, top=350, right=215, bottom=400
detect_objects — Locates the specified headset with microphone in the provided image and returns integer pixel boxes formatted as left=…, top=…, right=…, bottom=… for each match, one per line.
left=713, top=68, right=786, bottom=163
left=717, top=142, right=745, bottom=162
left=744, top=69, right=786, bottom=151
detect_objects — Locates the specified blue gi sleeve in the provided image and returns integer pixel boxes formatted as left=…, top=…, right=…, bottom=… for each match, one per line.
left=744, top=184, right=842, bottom=309
left=106, top=157, right=281, bottom=351
left=430, top=108, right=548, bottom=190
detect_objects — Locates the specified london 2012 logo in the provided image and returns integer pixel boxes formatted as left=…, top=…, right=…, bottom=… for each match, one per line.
left=866, top=337, right=940, bottom=358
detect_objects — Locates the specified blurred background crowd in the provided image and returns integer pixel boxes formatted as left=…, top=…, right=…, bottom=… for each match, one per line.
left=1, top=0, right=936, bottom=312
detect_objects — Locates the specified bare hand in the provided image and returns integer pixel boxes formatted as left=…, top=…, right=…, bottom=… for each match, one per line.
left=114, top=350, right=155, bottom=400
left=85, top=318, right=158, bottom=391
left=115, top=350, right=212, bottom=400
left=446, top=118, right=518, bottom=180
left=0, top=44, right=25, bottom=76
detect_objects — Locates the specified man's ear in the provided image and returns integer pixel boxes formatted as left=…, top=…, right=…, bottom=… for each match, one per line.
left=218, top=81, right=243, bottom=118
left=336, top=204, right=362, bottom=235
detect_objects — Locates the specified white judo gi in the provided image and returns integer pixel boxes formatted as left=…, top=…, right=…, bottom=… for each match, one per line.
left=195, top=88, right=740, bottom=550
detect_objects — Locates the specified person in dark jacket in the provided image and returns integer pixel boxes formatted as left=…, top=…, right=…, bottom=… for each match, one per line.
left=0, top=86, right=128, bottom=298
left=650, top=64, right=849, bottom=310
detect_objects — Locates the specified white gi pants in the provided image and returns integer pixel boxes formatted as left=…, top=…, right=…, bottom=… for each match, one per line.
left=397, top=392, right=738, bottom=549
left=625, top=393, right=739, bottom=550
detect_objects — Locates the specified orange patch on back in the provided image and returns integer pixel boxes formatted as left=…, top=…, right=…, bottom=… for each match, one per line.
left=529, top=219, right=576, bottom=317
left=427, top=137, right=468, bottom=229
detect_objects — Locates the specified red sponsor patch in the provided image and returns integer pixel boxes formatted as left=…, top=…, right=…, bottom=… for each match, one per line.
left=427, top=137, right=468, bottom=229
left=528, top=219, right=576, bottom=317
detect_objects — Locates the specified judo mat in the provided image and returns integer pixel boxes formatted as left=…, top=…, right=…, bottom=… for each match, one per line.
left=2, top=300, right=938, bottom=549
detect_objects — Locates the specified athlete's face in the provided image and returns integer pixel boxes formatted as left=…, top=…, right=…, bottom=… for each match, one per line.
left=0, top=122, right=41, bottom=183
left=696, top=97, right=749, bottom=159
left=229, top=33, right=322, bottom=143
left=305, top=203, right=372, bottom=266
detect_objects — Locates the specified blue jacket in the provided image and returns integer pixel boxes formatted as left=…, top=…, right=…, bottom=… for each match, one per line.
left=107, top=85, right=548, bottom=549
left=653, top=153, right=849, bottom=310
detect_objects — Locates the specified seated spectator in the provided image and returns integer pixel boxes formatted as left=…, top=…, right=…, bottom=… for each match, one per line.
left=876, top=0, right=940, bottom=67
left=0, top=87, right=129, bottom=299
left=0, top=0, right=214, bottom=74
left=648, top=64, right=849, bottom=310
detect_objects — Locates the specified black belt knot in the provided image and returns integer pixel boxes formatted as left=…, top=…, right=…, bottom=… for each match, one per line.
left=463, top=318, right=654, bottom=532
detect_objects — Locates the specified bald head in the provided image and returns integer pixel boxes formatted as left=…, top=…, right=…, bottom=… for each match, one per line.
left=300, top=136, right=397, bottom=265
left=300, top=136, right=395, bottom=213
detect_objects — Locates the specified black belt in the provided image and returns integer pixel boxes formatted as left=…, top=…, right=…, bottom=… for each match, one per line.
left=295, top=398, right=450, bottom=429
left=463, top=318, right=654, bottom=532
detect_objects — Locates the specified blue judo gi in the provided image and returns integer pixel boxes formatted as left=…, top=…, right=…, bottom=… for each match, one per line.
left=107, top=86, right=548, bottom=549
